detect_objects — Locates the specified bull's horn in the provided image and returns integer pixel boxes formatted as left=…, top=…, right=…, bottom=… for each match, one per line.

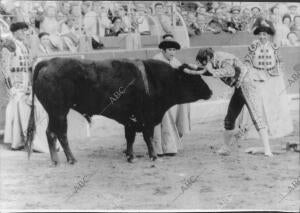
left=183, top=68, right=203, bottom=75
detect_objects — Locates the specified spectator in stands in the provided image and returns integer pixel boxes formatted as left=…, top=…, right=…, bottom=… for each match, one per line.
left=291, top=15, right=300, bottom=38
left=196, top=3, right=208, bottom=16
left=58, top=1, right=71, bottom=18
left=82, top=1, right=103, bottom=50
left=10, top=1, right=29, bottom=23
left=274, top=14, right=292, bottom=46
left=39, top=2, right=61, bottom=35
left=269, top=4, right=281, bottom=26
left=248, top=6, right=261, bottom=29
left=241, top=8, right=252, bottom=31
left=288, top=4, right=299, bottom=21
left=229, top=6, right=243, bottom=31
left=136, top=5, right=151, bottom=35
left=38, top=32, right=51, bottom=54
left=196, top=14, right=213, bottom=33
left=115, top=6, right=131, bottom=33
left=107, top=16, right=126, bottom=36
left=251, top=6, right=261, bottom=19
left=94, top=3, right=112, bottom=37
left=208, top=8, right=235, bottom=34
left=287, top=31, right=300, bottom=46
left=186, top=12, right=201, bottom=37
left=151, top=2, right=172, bottom=37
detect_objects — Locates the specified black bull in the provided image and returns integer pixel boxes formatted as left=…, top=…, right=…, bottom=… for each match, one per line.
left=26, top=58, right=212, bottom=165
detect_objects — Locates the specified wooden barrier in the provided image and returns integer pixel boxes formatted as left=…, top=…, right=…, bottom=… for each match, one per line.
left=99, top=32, right=257, bottom=49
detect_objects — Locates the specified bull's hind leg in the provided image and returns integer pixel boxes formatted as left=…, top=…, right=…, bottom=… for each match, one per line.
left=125, top=125, right=136, bottom=163
left=50, top=114, right=77, bottom=164
left=46, top=128, right=59, bottom=166
left=142, top=127, right=157, bottom=161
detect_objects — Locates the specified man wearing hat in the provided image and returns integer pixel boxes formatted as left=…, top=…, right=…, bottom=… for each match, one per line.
left=229, top=6, right=242, bottom=31
left=152, top=34, right=191, bottom=156
left=4, top=22, right=33, bottom=150
left=288, top=3, right=299, bottom=20
left=237, top=17, right=293, bottom=150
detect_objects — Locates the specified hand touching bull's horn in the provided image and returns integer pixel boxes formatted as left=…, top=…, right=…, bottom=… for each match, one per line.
left=183, top=63, right=212, bottom=76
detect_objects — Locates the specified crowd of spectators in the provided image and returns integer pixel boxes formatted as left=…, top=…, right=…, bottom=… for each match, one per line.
left=182, top=2, right=300, bottom=47
left=0, top=1, right=299, bottom=56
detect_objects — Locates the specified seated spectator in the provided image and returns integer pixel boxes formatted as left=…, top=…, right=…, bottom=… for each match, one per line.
left=38, top=32, right=63, bottom=54
left=287, top=31, right=300, bottom=46
left=150, top=2, right=172, bottom=37
left=39, top=2, right=62, bottom=35
left=186, top=12, right=201, bottom=36
left=38, top=32, right=51, bottom=54
left=291, top=15, right=300, bottom=38
left=248, top=6, right=261, bottom=29
left=196, top=3, right=208, bottom=16
left=240, top=8, right=252, bottom=31
left=58, top=1, right=71, bottom=18
left=269, top=4, right=281, bottom=26
left=288, top=3, right=299, bottom=21
left=228, top=6, right=243, bottom=31
left=82, top=1, right=103, bottom=50
left=273, top=14, right=292, bottom=46
left=115, top=6, right=131, bottom=33
left=136, top=5, right=151, bottom=35
left=208, top=8, right=235, bottom=34
left=107, top=16, right=126, bottom=36
left=93, top=3, right=112, bottom=37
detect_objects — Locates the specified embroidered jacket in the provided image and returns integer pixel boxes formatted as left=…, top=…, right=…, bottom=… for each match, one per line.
left=9, top=38, right=32, bottom=91
left=205, top=51, right=248, bottom=88
left=245, top=39, right=280, bottom=80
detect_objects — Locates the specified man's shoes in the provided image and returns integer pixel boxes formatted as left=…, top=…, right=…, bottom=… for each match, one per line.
left=164, top=153, right=176, bottom=157
left=11, top=145, right=25, bottom=151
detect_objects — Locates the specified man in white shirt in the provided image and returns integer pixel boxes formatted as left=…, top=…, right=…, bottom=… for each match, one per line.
left=4, top=22, right=32, bottom=150
left=82, top=1, right=102, bottom=49
left=152, top=34, right=191, bottom=156
left=151, top=2, right=173, bottom=37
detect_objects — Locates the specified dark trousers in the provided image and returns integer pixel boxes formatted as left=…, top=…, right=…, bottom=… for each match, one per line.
left=224, top=88, right=246, bottom=130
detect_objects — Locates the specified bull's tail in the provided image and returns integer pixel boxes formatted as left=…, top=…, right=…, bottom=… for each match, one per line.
left=25, top=60, right=48, bottom=159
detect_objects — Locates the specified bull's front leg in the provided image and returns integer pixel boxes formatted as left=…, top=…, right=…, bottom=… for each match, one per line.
left=124, top=125, right=136, bottom=163
left=142, top=126, right=157, bottom=161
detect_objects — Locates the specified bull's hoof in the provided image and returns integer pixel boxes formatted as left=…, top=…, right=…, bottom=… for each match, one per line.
left=50, top=160, right=59, bottom=167
left=150, top=156, right=157, bottom=161
left=67, top=158, right=77, bottom=165
left=126, top=155, right=135, bottom=163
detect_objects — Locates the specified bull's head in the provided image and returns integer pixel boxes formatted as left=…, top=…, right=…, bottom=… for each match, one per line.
left=175, top=63, right=212, bottom=101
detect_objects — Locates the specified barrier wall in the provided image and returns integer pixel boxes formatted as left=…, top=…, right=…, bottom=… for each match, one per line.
left=1, top=46, right=299, bottom=130
left=99, top=32, right=257, bottom=49
left=39, top=45, right=300, bottom=96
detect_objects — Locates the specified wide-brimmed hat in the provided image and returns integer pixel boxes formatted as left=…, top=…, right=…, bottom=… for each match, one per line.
left=253, top=18, right=275, bottom=36
left=288, top=3, right=298, bottom=9
left=230, top=6, right=241, bottom=13
left=158, top=35, right=181, bottom=50
left=251, top=6, right=261, bottom=12
left=10, top=22, right=28, bottom=33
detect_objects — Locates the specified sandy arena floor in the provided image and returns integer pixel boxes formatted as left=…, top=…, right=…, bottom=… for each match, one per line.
left=0, top=111, right=299, bottom=211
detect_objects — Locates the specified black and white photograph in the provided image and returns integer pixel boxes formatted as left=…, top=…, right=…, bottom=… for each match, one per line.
left=0, top=0, right=299, bottom=211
